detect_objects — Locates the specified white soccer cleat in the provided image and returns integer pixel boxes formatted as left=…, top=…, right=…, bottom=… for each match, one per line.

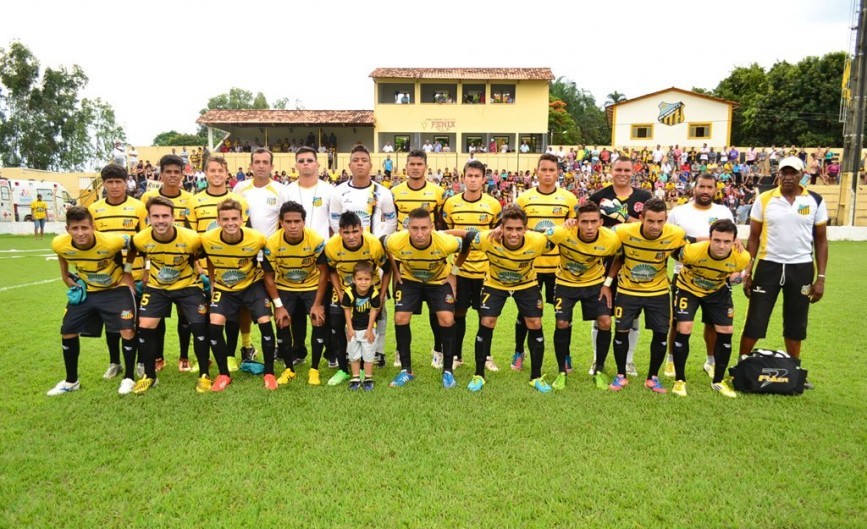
left=431, top=350, right=443, bottom=369
left=47, top=380, right=80, bottom=396
left=118, top=378, right=135, bottom=395
left=102, top=363, right=122, bottom=380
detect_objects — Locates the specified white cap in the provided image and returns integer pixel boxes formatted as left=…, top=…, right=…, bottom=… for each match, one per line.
left=778, top=156, right=804, bottom=172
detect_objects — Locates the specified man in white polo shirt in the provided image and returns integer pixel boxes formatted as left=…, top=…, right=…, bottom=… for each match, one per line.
left=739, top=156, right=828, bottom=388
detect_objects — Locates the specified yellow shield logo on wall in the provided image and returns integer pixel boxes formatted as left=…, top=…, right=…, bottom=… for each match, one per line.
left=658, top=101, right=685, bottom=126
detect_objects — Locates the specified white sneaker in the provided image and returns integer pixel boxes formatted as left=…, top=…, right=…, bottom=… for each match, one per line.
left=393, top=353, right=402, bottom=368
left=453, top=357, right=465, bottom=368
left=102, top=363, right=122, bottom=379
left=118, top=378, right=135, bottom=395
left=485, top=356, right=499, bottom=372
left=703, top=362, right=715, bottom=378
left=588, top=362, right=597, bottom=375
left=431, top=350, right=443, bottom=369
left=135, top=363, right=145, bottom=378
left=626, top=362, right=638, bottom=377
left=47, top=380, right=80, bottom=396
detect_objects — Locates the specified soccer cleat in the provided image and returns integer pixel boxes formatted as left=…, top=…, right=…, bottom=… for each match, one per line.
left=392, top=354, right=402, bottom=368
left=240, top=346, right=257, bottom=362
left=155, top=358, right=166, bottom=372
left=277, top=368, right=297, bottom=385
left=467, top=375, right=486, bottom=392
left=210, top=374, right=232, bottom=392
left=327, top=359, right=339, bottom=369
left=195, top=375, right=212, bottom=393
left=484, top=357, right=498, bottom=372
left=644, top=376, right=667, bottom=394
left=803, top=380, right=814, bottom=390
left=178, top=358, right=192, bottom=372
left=703, top=362, right=715, bottom=378
left=327, top=370, right=350, bottom=386
left=672, top=380, right=687, bottom=397
left=564, top=355, right=573, bottom=374
left=348, top=378, right=361, bottom=391
left=510, top=351, right=525, bottom=371
left=135, top=363, right=145, bottom=379
left=47, top=380, right=80, bottom=396
left=608, top=374, right=629, bottom=392
left=132, top=377, right=157, bottom=395
left=374, top=353, right=386, bottom=368
left=664, top=360, right=676, bottom=378
left=118, top=378, right=135, bottom=395
left=529, top=376, right=553, bottom=393
left=431, top=350, right=443, bottom=369
left=453, top=357, right=465, bottom=369
left=552, top=372, right=567, bottom=391
left=103, top=363, right=123, bottom=380
left=442, top=371, right=456, bottom=389
left=626, top=362, right=638, bottom=377
left=711, top=380, right=737, bottom=398
left=263, top=374, right=278, bottom=391
left=588, top=362, right=597, bottom=376
left=292, top=357, right=304, bottom=367
left=226, top=356, right=240, bottom=372
left=594, top=372, right=609, bottom=390
left=307, top=368, right=321, bottom=386
left=362, top=379, right=375, bottom=391
left=389, top=370, right=414, bottom=388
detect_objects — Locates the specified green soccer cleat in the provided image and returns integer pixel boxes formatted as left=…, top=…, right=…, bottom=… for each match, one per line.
left=327, top=370, right=351, bottom=386
left=552, top=372, right=566, bottom=391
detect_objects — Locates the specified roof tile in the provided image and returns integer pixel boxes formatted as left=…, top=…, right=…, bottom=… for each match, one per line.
left=197, top=109, right=374, bottom=126
left=369, top=67, right=554, bottom=81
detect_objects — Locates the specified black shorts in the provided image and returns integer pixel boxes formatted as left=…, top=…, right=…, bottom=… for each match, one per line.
left=139, top=286, right=208, bottom=324
left=278, top=289, right=317, bottom=316
left=61, top=286, right=137, bottom=335
left=671, top=273, right=713, bottom=324
left=394, top=280, right=454, bottom=314
left=210, top=281, right=271, bottom=321
left=479, top=285, right=543, bottom=319
left=672, top=286, right=734, bottom=326
left=614, top=292, right=670, bottom=333
left=455, top=275, right=484, bottom=311
left=554, top=283, right=611, bottom=322
left=537, top=273, right=556, bottom=305
left=743, top=260, right=813, bottom=341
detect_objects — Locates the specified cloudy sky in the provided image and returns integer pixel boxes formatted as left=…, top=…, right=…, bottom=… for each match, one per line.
left=0, top=0, right=853, bottom=145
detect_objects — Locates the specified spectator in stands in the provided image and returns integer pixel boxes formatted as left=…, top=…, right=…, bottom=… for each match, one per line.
left=382, top=142, right=394, bottom=153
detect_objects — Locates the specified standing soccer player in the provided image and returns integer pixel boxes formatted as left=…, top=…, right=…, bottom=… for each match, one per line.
left=48, top=207, right=138, bottom=396
left=671, top=219, right=750, bottom=397
left=605, top=197, right=687, bottom=393
left=512, top=153, right=578, bottom=371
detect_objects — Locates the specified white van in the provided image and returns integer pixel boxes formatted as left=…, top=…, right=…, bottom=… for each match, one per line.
left=0, top=178, right=77, bottom=222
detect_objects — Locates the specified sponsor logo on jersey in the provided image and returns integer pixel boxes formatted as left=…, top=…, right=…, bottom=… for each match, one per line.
left=497, top=271, right=523, bottom=284
left=630, top=264, right=657, bottom=282
left=87, top=273, right=112, bottom=286
left=157, top=267, right=181, bottom=283
left=284, top=270, right=309, bottom=282
left=221, top=270, right=246, bottom=287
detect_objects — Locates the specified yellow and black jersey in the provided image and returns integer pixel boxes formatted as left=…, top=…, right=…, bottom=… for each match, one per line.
left=200, top=227, right=266, bottom=291
left=675, top=242, right=751, bottom=297
left=88, top=196, right=147, bottom=280
left=140, top=188, right=193, bottom=227
left=187, top=190, right=250, bottom=233
left=324, top=232, right=388, bottom=290
left=391, top=180, right=445, bottom=230
left=132, top=227, right=202, bottom=291
left=52, top=231, right=127, bottom=292
left=442, top=193, right=502, bottom=279
left=470, top=230, right=552, bottom=291
left=263, top=228, right=326, bottom=292
left=385, top=230, right=462, bottom=285
left=614, top=222, right=687, bottom=297
left=544, top=226, right=621, bottom=288
left=341, top=285, right=382, bottom=331
left=515, top=187, right=579, bottom=274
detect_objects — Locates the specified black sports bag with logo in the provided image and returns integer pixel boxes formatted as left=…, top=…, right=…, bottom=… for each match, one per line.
left=728, top=349, right=808, bottom=395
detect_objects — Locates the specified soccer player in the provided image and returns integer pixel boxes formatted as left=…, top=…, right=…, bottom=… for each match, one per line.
left=324, top=212, right=391, bottom=386
left=664, top=173, right=735, bottom=379
left=604, top=197, right=687, bottom=394
left=88, top=163, right=147, bottom=380
left=512, top=153, right=578, bottom=371
left=31, top=194, right=47, bottom=239
left=48, top=207, right=138, bottom=396
left=391, top=149, right=447, bottom=369
left=341, top=262, right=382, bottom=391
left=141, top=154, right=195, bottom=372
left=262, top=201, right=328, bottom=386
left=383, top=208, right=471, bottom=388
left=442, top=160, right=502, bottom=370
left=200, top=199, right=276, bottom=392
left=545, top=201, right=621, bottom=391
left=129, top=196, right=212, bottom=394
left=188, top=156, right=252, bottom=371
left=465, top=204, right=554, bottom=393
left=589, top=157, right=652, bottom=376
left=671, top=219, right=750, bottom=397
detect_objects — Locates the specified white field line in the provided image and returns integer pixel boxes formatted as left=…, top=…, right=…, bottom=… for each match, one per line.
left=0, top=277, right=61, bottom=292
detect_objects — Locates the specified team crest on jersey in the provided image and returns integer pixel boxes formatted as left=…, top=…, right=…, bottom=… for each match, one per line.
left=552, top=207, right=563, bottom=215
left=536, top=299, right=543, bottom=309
left=798, top=205, right=811, bottom=216
left=727, top=307, right=734, bottom=318
left=238, top=258, right=248, bottom=267
left=707, top=217, right=718, bottom=225
left=655, top=251, right=665, bottom=260
left=479, top=214, right=488, bottom=222
left=445, top=293, right=454, bottom=304
left=301, top=257, right=314, bottom=266
left=264, top=298, right=271, bottom=308
left=172, top=256, right=185, bottom=266
left=267, top=197, right=276, bottom=206
left=98, top=259, right=111, bottom=269
left=123, top=219, right=134, bottom=228
left=313, top=197, right=322, bottom=207
left=197, top=304, right=208, bottom=315
left=120, top=310, right=134, bottom=320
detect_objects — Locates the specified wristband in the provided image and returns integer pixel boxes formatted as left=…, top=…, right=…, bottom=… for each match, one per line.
left=603, top=277, right=614, bottom=288
left=123, top=263, right=133, bottom=274
left=272, top=298, right=284, bottom=308
left=817, top=274, right=826, bottom=279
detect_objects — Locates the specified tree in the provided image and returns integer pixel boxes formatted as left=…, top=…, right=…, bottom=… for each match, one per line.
left=0, top=41, right=125, bottom=171
left=152, top=130, right=207, bottom=147
left=549, top=77, right=610, bottom=145
left=605, top=91, right=626, bottom=106
left=548, top=97, right=581, bottom=145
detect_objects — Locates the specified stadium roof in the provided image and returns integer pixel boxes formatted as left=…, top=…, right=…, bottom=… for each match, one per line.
left=197, top=109, right=375, bottom=127
left=369, top=67, right=554, bottom=81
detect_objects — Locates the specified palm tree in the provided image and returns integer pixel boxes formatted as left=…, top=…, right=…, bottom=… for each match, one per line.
left=605, top=91, right=626, bottom=106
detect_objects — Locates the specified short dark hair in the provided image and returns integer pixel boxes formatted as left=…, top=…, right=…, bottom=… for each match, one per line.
left=279, top=200, right=306, bottom=222
left=338, top=211, right=362, bottom=229
left=295, top=146, right=317, bottom=160
left=353, top=261, right=374, bottom=277
left=464, top=160, right=486, bottom=176
left=613, top=156, right=633, bottom=166
left=146, top=196, right=175, bottom=212
left=501, top=203, right=527, bottom=224
left=101, top=163, right=128, bottom=181
left=251, top=148, right=273, bottom=164
left=407, top=207, right=432, bottom=221
left=350, top=144, right=371, bottom=158
left=407, top=149, right=427, bottom=163
left=577, top=200, right=602, bottom=216
left=159, top=154, right=184, bottom=172
left=696, top=172, right=716, bottom=183
left=65, top=206, right=92, bottom=225
left=642, top=197, right=668, bottom=215
left=709, top=218, right=737, bottom=237
left=537, top=153, right=558, bottom=167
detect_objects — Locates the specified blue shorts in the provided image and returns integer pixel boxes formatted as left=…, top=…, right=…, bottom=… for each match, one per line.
left=34, top=218, right=46, bottom=228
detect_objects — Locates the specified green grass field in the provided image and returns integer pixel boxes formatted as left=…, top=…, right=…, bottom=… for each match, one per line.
left=0, top=234, right=864, bottom=529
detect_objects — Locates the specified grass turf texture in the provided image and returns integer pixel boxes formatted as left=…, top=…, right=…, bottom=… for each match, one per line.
left=0, top=234, right=864, bottom=529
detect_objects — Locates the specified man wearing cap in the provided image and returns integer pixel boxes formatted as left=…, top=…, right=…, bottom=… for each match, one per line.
left=739, top=156, right=828, bottom=389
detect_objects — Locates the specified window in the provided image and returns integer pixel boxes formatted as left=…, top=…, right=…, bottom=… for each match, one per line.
left=464, top=135, right=483, bottom=153
left=421, top=83, right=457, bottom=104
left=630, top=124, right=654, bottom=140
left=491, top=84, right=516, bottom=104
left=1, top=186, right=9, bottom=200
left=378, top=83, right=414, bottom=104
left=463, top=84, right=485, bottom=104
left=688, top=122, right=712, bottom=139
left=394, top=136, right=410, bottom=152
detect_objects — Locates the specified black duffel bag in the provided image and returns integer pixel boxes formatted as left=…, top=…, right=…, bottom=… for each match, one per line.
left=728, top=349, right=808, bottom=395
